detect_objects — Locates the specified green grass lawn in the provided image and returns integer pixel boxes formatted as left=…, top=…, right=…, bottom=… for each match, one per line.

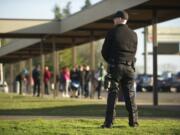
left=0, top=92, right=180, bottom=135
left=0, top=93, right=179, bottom=118
left=0, top=119, right=180, bottom=135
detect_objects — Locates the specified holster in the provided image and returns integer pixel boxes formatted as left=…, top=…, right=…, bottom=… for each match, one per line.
left=104, top=73, right=112, bottom=91
left=131, top=62, right=135, bottom=71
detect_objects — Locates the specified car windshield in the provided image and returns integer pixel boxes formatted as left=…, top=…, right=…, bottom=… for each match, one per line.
left=176, top=72, right=180, bottom=78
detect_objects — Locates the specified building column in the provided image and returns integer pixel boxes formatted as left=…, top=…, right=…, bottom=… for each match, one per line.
left=9, top=64, right=14, bottom=93
left=0, top=39, right=3, bottom=83
left=144, top=27, right=148, bottom=74
left=28, top=58, right=32, bottom=94
left=72, top=39, right=77, bottom=66
left=19, top=61, right=24, bottom=95
left=90, top=32, right=95, bottom=70
left=56, top=51, right=60, bottom=93
left=0, top=63, right=3, bottom=83
left=152, top=11, right=158, bottom=106
left=40, top=40, right=45, bottom=97
left=52, top=38, right=58, bottom=98
left=56, top=52, right=59, bottom=76
left=19, top=61, right=25, bottom=71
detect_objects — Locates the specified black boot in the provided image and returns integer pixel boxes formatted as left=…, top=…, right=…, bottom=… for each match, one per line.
left=129, top=122, right=139, bottom=127
left=102, top=91, right=117, bottom=128
left=101, top=122, right=112, bottom=128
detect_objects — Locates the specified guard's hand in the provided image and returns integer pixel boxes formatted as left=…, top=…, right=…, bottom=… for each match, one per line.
left=104, top=74, right=112, bottom=91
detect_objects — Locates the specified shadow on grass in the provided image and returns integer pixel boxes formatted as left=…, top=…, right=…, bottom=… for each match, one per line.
left=111, top=125, right=127, bottom=128
left=0, top=104, right=180, bottom=118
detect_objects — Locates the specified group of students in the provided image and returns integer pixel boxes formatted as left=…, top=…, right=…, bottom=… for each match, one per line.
left=14, top=63, right=106, bottom=99
left=59, top=63, right=106, bottom=99
left=14, top=65, right=51, bottom=96
left=59, top=64, right=89, bottom=98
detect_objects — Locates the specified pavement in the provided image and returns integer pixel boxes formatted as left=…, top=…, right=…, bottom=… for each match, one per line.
left=37, top=91, right=180, bottom=105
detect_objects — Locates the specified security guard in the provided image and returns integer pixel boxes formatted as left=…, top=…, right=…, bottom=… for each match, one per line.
left=101, top=10, right=138, bottom=128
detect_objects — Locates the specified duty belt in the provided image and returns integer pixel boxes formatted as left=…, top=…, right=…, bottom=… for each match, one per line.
left=109, top=60, right=133, bottom=67
left=112, top=60, right=133, bottom=66
left=118, top=61, right=133, bottom=66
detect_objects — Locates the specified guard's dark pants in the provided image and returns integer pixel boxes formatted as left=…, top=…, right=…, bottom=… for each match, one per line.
left=97, top=80, right=103, bottom=98
left=104, top=64, right=138, bottom=126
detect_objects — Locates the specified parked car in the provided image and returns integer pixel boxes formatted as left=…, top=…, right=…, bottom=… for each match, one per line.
left=136, top=74, right=153, bottom=92
left=157, top=72, right=173, bottom=92
left=158, top=77, right=173, bottom=92
left=0, top=81, right=9, bottom=93
left=171, top=72, right=180, bottom=92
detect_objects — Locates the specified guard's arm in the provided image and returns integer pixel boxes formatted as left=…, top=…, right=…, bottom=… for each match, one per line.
left=101, top=31, right=112, bottom=63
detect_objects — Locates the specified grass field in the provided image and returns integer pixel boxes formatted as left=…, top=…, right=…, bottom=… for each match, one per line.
left=0, top=119, right=180, bottom=135
left=0, top=93, right=180, bottom=118
left=0, top=92, right=180, bottom=135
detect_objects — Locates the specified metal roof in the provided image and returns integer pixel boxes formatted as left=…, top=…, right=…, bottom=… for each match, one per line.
left=0, top=0, right=180, bottom=63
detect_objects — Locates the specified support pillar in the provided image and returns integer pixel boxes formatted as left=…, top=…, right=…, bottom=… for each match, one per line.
left=72, top=42, right=77, bottom=66
left=0, top=39, right=3, bottom=83
left=90, top=32, right=95, bottom=70
left=52, top=38, right=58, bottom=97
left=28, top=58, right=32, bottom=94
left=40, top=40, right=45, bottom=97
left=0, top=63, right=3, bottom=83
left=56, top=52, right=59, bottom=76
left=144, top=27, right=148, bottom=74
left=56, top=51, right=60, bottom=92
left=9, top=64, right=14, bottom=93
left=19, top=61, right=24, bottom=95
left=152, top=11, right=158, bottom=106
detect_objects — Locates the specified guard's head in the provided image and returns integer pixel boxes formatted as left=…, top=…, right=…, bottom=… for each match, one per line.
left=113, top=10, right=128, bottom=25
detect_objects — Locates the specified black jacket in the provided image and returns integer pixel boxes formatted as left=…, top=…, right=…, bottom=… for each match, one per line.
left=84, top=70, right=91, bottom=83
left=101, top=24, right=137, bottom=64
left=32, top=68, right=41, bottom=82
left=70, top=69, right=80, bottom=82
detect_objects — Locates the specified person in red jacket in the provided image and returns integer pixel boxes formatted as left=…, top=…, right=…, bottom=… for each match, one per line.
left=44, top=66, right=51, bottom=95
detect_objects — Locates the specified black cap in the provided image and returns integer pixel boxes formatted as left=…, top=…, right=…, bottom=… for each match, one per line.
left=113, top=10, right=128, bottom=20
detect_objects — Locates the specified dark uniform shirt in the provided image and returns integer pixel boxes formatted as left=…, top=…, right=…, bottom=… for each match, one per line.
left=101, top=24, right=137, bottom=65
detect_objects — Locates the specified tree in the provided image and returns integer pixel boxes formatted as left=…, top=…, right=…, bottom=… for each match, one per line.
left=59, top=49, right=72, bottom=68
left=81, top=0, right=92, bottom=10
left=52, top=0, right=102, bottom=69
left=63, top=1, right=71, bottom=17
left=53, top=4, right=63, bottom=20
left=52, top=3, right=72, bottom=69
left=57, top=1, right=74, bottom=68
